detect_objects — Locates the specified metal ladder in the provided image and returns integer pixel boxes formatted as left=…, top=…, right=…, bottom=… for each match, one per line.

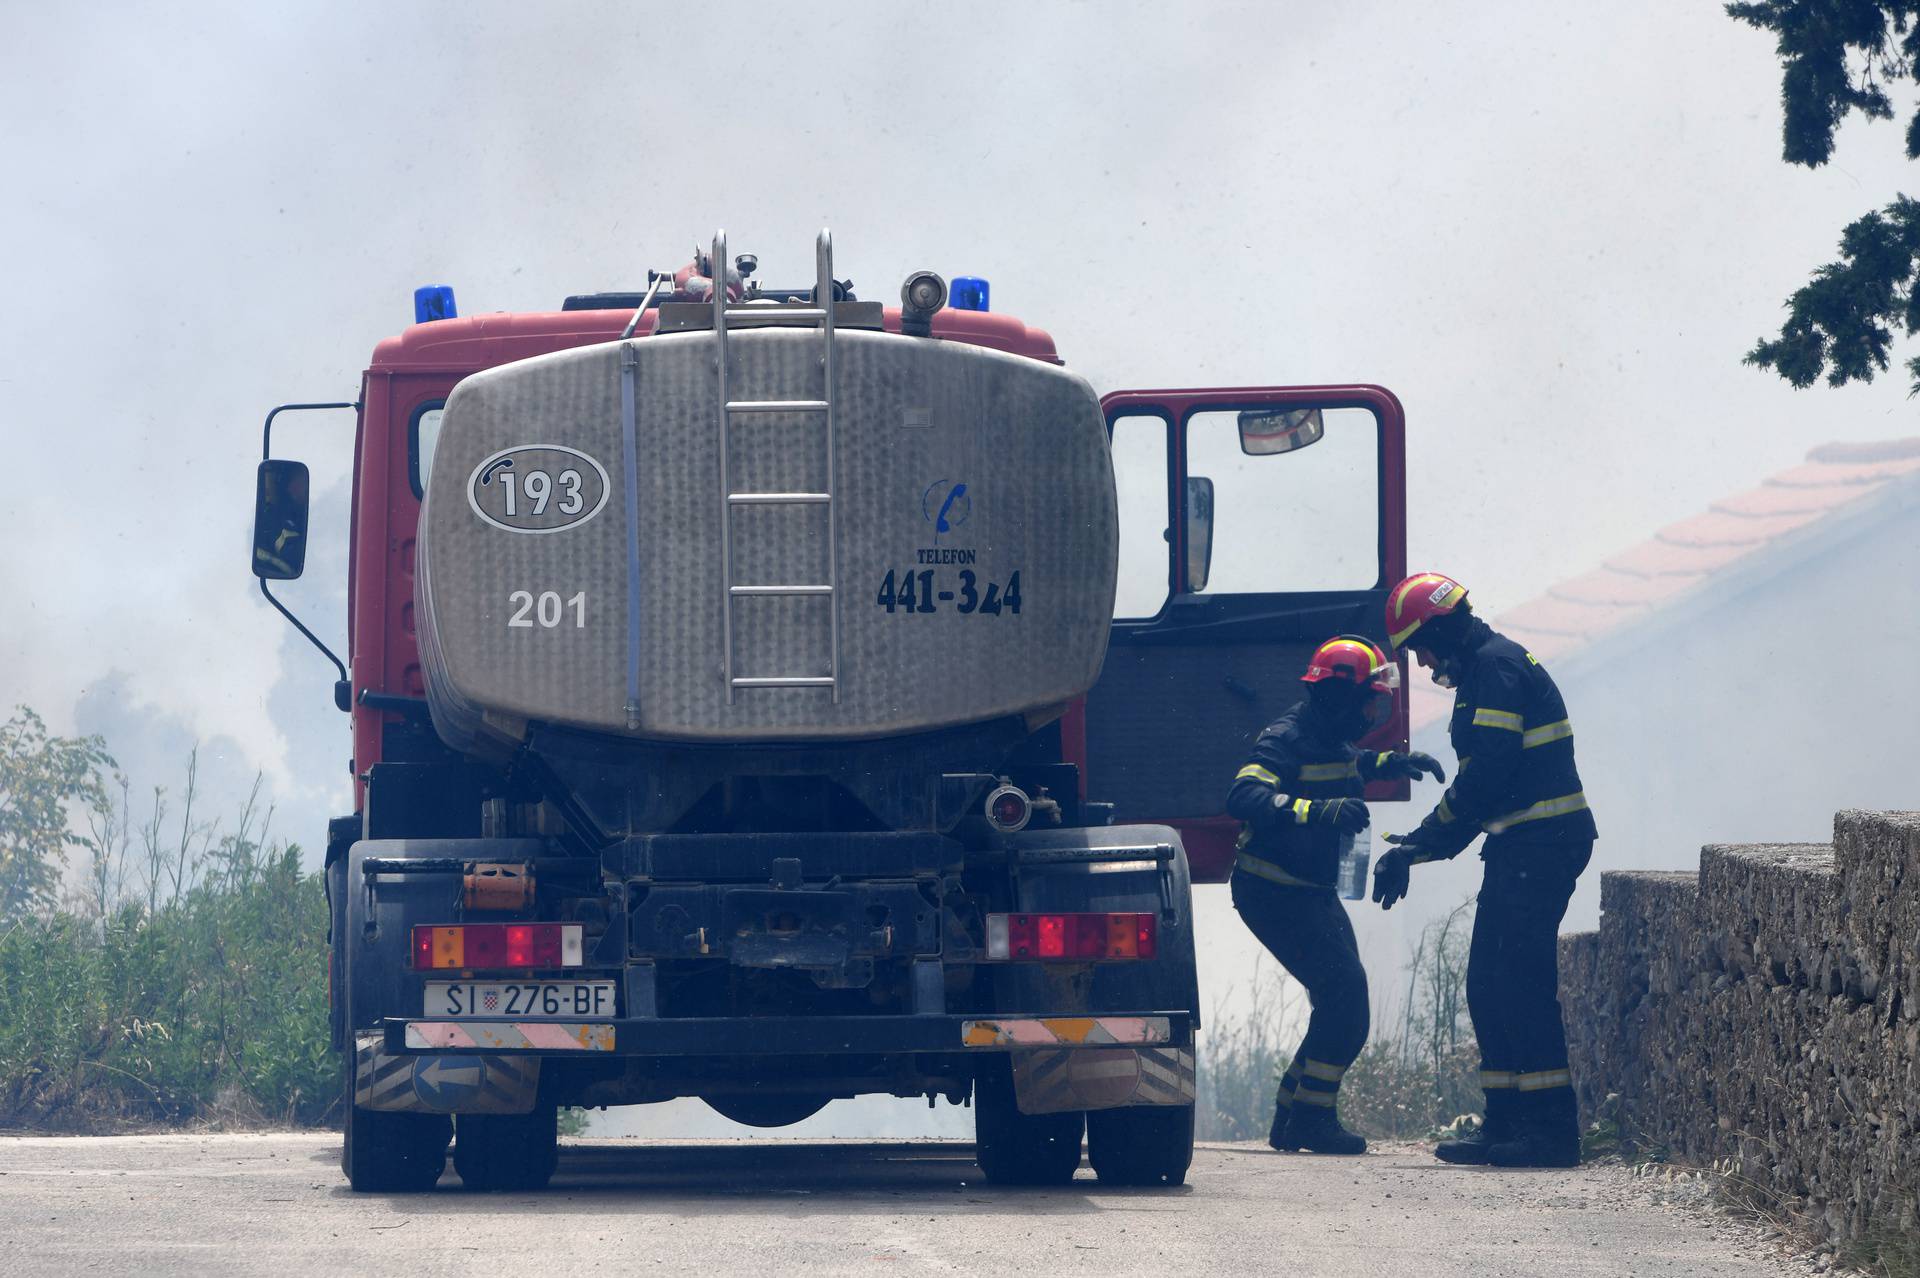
left=714, top=228, right=840, bottom=703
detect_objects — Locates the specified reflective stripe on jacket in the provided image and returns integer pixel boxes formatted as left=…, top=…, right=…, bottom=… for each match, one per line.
left=1225, top=706, right=1362, bottom=888
left=1417, top=626, right=1597, bottom=859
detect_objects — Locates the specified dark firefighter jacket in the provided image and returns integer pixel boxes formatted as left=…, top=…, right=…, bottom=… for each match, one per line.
left=1225, top=704, right=1383, bottom=889
left=1412, top=620, right=1598, bottom=863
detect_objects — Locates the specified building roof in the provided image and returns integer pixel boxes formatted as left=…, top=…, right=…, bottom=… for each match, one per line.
left=1409, top=437, right=1920, bottom=732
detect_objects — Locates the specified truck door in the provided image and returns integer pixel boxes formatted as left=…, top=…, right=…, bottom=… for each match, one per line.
left=1077, top=386, right=1409, bottom=882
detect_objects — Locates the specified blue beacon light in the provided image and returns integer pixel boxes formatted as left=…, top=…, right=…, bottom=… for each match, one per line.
left=949, top=276, right=990, bottom=312
left=413, top=285, right=458, bottom=323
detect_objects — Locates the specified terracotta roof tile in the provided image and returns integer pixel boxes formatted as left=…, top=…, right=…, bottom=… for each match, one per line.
left=1405, top=437, right=1920, bottom=735
left=1766, top=458, right=1920, bottom=488
left=1604, top=539, right=1749, bottom=579
left=1549, top=568, right=1698, bottom=609
left=1804, top=438, right=1920, bottom=464
left=1654, top=507, right=1824, bottom=548
left=1496, top=593, right=1647, bottom=640
left=1711, top=481, right=1878, bottom=519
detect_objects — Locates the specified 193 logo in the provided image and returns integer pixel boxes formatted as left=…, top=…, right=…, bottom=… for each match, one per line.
left=467, top=444, right=610, bottom=534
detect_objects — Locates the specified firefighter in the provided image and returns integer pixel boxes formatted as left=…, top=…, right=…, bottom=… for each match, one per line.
left=1372, top=573, right=1598, bottom=1168
left=1227, top=636, right=1446, bottom=1154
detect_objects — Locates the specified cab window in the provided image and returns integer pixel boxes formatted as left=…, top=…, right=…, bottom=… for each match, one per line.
left=1110, top=413, right=1174, bottom=618
left=408, top=402, right=446, bottom=497
left=1182, top=406, right=1382, bottom=593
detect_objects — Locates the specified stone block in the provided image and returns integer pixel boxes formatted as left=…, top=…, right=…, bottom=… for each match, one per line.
left=1565, top=814, right=1919, bottom=1252
left=1833, top=810, right=1919, bottom=1028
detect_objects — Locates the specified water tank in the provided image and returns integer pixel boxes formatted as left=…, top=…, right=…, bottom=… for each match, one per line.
left=416, top=325, right=1117, bottom=755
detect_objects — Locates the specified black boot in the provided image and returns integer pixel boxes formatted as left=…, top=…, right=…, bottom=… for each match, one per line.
left=1485, top=1122, right=1579, bottom=1168
left=1282, top=1104, right=1366, bottom=1155
left=1434, top=1116, right=1511, bottom=1165
left=1267, top=1102, right=1298, bottom=1151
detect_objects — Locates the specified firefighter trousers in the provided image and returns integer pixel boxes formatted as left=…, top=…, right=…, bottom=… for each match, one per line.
left=1230, top=872, right=1370, bottom=1112
left=1467, top=836, right=1593, bottom=1134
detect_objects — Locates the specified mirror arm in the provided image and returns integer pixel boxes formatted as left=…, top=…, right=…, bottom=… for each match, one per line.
left=259, top=399, right=360, bottom=711
left=260, top=578, right=349, bottom=707
left=262, top=400, right=359, bottom=459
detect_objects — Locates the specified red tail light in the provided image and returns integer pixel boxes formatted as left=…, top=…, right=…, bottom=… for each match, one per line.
left=983, top=912, right=1157, bottom=961
left=410, top=923, right=585, bottom=970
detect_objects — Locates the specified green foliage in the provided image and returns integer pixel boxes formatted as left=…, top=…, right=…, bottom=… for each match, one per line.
left=1580, top=1092, right=1624, bottom=1161
left=0, top=839, right=334, bottom=1128
left=1198, top=900, right=1482, bottom=1142
left=1839, top=1223, right=1920, bottom=1278
left=0, top=708, right=113, bottom=921
left=1728, top=1, right=1920, bottom=167
left=1731, top=3, right=1920, bottom=390
left=1744, top=196, right=1920, bottom=388
left=0, top=718, right=334, bottom=1129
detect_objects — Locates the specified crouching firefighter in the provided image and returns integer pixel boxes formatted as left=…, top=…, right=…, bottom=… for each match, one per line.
left=1372, top=573, right=1598, bottom=1168
left=1227, top=636, right=1446, bottom=1154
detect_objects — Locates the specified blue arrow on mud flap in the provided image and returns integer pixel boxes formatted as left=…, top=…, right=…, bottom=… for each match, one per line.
left=413, top=1055, right=487, bottom=1110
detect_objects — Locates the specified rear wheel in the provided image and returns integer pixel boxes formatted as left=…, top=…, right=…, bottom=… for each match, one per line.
left=341, top=1050, right=450, bottom=1193
left=973, top=1060, right=1084, bottom=1186
left=1086, top=1104, right=1194, bottom=1187
left=454, top=1106, right=559, bottom=1191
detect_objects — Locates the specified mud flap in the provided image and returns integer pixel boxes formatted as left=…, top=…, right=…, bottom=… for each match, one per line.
left=1011, top=1046, right=1196, bottom=1115
left=353, top=1033, right=540, bottom=1115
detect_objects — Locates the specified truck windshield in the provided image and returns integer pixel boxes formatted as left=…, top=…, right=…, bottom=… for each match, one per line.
left=409, top=403, right=445, bottom=496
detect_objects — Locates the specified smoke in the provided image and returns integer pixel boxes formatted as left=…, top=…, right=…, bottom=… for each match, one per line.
left=7, top=0, right=1919, bottom=1135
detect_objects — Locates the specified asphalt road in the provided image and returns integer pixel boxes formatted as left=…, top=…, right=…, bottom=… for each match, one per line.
left=0, top=1134, right=1808, bottom=1276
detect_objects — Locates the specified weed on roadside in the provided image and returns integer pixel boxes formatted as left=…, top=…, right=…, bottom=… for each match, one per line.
left=1199, top=899, right=1481, bottom=1142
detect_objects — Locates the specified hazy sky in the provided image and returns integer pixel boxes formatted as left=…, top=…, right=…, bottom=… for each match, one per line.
left=7, top=0, right=1917, bottom=1137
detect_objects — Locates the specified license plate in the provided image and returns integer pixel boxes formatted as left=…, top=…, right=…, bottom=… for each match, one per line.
left=425, top=981, right=617, bottom=1018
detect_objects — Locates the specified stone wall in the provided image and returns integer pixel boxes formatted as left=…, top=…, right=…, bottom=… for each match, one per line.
left=1560, top=810, right=1919, bottom=1248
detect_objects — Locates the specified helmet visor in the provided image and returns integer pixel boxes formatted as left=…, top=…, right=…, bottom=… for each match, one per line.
left=1355, top=640, right=1398, bottom=728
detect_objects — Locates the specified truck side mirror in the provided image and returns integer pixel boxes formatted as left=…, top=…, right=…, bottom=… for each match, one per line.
left=252, top=459, right=311, bottom=580
left=1185, top=476, right=1214, bottom=593
left=1238, top=406, right=1324, bottom=456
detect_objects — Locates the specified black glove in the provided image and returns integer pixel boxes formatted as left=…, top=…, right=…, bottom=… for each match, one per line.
left=1306, top=797, right=1370, bottom=834
left=1369, top=751, right=1447, bottom=783
left=1371, top=847, right=1413, bottom=910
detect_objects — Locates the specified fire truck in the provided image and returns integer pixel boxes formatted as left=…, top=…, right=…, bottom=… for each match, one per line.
left=250, top=231, right=1409, bottom=1192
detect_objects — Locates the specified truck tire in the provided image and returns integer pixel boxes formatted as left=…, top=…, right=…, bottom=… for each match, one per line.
left=972, top=1059, right=1083, bottom=1186
left=454, top=1106, right=559, bottom=1192
left=341, top=1052, right=450, bottom=1193
left=1086, top=1104, right=1194, bottom=1187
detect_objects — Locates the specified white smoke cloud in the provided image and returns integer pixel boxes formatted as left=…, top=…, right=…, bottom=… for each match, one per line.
left=5, top=0, right=1916, bottom=1133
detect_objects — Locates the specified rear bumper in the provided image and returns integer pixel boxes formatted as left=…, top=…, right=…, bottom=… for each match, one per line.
left=383, top=1011, right=1188, bottom=1057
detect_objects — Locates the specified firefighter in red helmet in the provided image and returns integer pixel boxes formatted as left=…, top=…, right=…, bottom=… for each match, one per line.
left=1375, top=573, right=1598, bottom=1168
left=1226, top=636, right=1444, bottom=1154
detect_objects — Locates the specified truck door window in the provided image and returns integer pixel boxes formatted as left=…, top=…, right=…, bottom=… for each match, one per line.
left=1110, top=413, right=1173, bottom=618
left=1183, top=406, right=1381, bottom=593
left=408, top=403, right=446, bottom=497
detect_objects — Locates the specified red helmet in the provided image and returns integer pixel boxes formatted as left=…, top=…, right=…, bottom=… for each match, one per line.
left=1302, top=635, right=1397, bottom=692
left=1385, top=573, right=1468, bottom=652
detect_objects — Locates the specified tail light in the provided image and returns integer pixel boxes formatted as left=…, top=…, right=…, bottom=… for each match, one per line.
left=984, top=783, right=1031, bottom=833
left=410, top=923, right=585, bottom=971
left=983, top=912, right=1157, bottom=961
